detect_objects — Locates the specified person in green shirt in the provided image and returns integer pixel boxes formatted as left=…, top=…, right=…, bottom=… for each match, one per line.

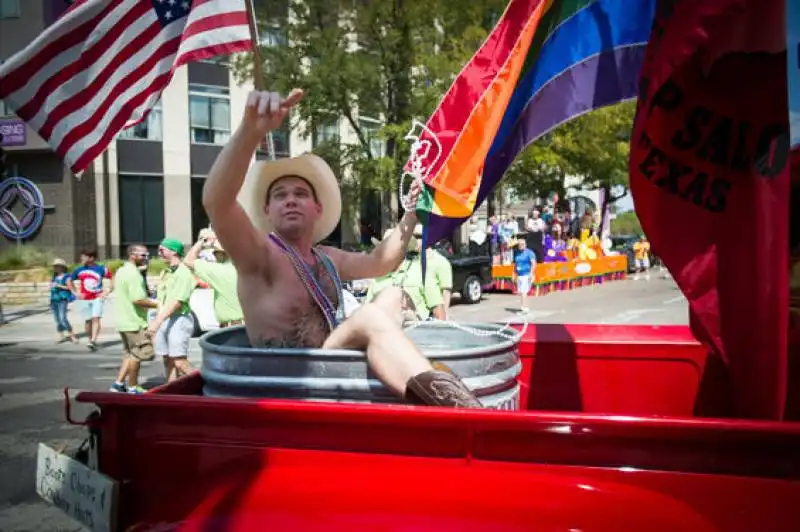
left=148, top=238, right=197, bottom=382
left=412, top=224, right=453, bottom=317
left=366, top=229, right=447, bottom=321
left=110, top=244, right=157, bottom=394
left=184, top=230, right=244, bottom=327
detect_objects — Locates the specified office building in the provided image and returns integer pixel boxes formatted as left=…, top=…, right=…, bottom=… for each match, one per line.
left=0, top=0, right=386, bottom=260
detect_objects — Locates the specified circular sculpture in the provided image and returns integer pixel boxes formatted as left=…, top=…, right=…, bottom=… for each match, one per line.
left=200, top=322, right=522, bottom=410
left=0, top=177, right=46, bottom=240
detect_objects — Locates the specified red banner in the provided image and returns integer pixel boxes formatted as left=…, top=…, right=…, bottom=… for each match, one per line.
left=630, top=0, right=791, bottom=419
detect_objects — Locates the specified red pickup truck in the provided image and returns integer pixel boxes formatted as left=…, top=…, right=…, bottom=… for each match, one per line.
left=46, top=322, right=799, bottom=532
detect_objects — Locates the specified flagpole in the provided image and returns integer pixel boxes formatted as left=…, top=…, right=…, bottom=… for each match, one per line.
left=244, top=0, right=265, bottom=91
left=244, top=0, right=276, bottom=160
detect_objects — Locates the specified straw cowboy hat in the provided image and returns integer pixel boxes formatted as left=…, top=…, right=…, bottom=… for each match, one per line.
left=52, top=258, right=67, bottom=267
left=238, top=154, right=341, bottom=244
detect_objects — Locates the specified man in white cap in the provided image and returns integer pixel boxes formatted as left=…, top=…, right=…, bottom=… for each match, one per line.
left=184, top=229, right=244, bottom=328
left=202, top=90, right=481, bottom=408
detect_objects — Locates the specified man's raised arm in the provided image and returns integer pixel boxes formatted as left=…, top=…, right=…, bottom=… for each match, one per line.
left=203, top=90, right=303, bottom=274
left=326, top=181, right=421, bottom=281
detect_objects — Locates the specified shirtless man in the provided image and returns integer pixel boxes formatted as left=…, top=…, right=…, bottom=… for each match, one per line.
left=203, top=89, right=481, bottom=408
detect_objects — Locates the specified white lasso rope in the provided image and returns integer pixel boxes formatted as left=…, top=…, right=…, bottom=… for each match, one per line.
left=396, top=122, right=530, bottom=342
left=404, top=315, right=529, bottom=343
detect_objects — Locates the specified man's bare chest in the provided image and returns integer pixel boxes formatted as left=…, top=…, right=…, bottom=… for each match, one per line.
left=243, top=254, right=340, bottom=348
left=272, top=253, right=339, bottom=306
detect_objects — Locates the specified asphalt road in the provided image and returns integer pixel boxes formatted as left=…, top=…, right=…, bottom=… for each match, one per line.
left=0, top=275, right=686, bottom=531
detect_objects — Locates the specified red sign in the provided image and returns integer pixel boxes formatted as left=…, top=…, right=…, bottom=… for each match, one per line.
left=630, top=0, right=791, bottom=420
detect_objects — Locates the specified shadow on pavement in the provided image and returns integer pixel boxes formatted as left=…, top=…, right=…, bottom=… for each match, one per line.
left=94, top=339, right=122, bottom=350
left=0, top=305, right=50, bottom=324
left=141, top=375, right=167, bottom=390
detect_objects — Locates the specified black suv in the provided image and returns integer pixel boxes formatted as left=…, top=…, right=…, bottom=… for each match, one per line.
left=432, top=242, right=492, bottom=305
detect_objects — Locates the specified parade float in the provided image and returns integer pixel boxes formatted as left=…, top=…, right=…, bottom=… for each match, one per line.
left=16, top=0, right=800, bottom=530
left=490, top=229, right=628, bottom=295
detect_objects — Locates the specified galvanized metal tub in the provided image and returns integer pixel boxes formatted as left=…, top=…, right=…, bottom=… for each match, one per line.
left=200, top=322, right=521, bottom=410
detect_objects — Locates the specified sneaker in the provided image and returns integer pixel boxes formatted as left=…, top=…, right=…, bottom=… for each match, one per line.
left=109, top=382, right=127, bottom=393
left=87, top=342, right=97, bottom=351
left=127, top=386, right=146, bottom=395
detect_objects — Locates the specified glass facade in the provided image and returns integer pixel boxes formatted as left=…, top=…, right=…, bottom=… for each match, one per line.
left=189, top=84, right=231, bottom=145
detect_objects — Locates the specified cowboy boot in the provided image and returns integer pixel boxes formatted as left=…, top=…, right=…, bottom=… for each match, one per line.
left=405, top=370, right=483, bottom=408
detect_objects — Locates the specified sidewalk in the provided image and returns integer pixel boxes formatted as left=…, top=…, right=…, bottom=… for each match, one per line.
left=0, top=296, right=203, bottom=362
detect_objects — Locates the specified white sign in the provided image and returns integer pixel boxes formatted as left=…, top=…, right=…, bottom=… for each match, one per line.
left=574, top=262, right=592, bottom=275
left=36, top=443, right=118, bottom=532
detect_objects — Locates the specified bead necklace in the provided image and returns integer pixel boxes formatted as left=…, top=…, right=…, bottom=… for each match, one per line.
left=269, top=232, right=344, bottom=331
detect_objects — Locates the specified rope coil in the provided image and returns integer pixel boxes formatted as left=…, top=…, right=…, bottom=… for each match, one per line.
left=404, top=315, right=529, bottom=343
left=394, top=122, right=530, bottom=342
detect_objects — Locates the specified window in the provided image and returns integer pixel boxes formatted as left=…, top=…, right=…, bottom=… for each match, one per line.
left=312, top=116, right=339, bottom=148
left=188, top=84, right=230, bottom=145
left=358, top=118, right=385, bottom=158
left=257, top=120, right=291, bottom=159
left=118, top=174, right=165, bottom=255
left=0, top=0, right=21, bottom=19
left=198, top=55, right=229, bottom=66
left=118, top=101, right=162, bottom=141
left=260, top=25, right=287, bottom=47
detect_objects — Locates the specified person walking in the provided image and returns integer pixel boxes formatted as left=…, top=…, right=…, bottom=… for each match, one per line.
left=50, top=258, right=77, bottom=343
left=71, top=249, right=112, bottom=350
left=110, top=245, right=157, bottom=394
left=148, top=238, right=197, bottom=382
left=513, top=239, right=537, bottom=313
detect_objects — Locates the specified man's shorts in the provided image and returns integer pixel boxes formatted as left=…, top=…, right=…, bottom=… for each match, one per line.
left=120, top=329, right=155, bottom=361
left=516, top=275, right=533, bottom=295
left=155, top=314, right=194, bottom=358
left=80, top=298, right=105, bottom=320
left=635, top=257, right=651, bottom=269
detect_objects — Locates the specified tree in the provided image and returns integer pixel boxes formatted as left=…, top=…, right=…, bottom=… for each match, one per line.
left=233, top=0, right=506, bottom=230
left=554, top=100, right=636, bottom=204
left=502, top=133, right=567, bottom=202
left=502, top=101, right=635, bottom=211
left=610, top=210, right=642, bottom=236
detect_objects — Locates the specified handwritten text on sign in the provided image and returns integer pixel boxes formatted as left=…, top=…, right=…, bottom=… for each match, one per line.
left=36, top=443, right=118, bottom=532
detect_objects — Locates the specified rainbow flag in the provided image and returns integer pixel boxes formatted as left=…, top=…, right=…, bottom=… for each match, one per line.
left=411, top=0, right=657, bottom=244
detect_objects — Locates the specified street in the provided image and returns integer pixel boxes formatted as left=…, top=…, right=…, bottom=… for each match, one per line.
left=0, top=276, right=686, bottom=531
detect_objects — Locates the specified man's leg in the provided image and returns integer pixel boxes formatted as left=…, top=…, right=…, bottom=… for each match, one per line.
left=163, top=357, right=176, bottom=382
left=169, top=314, right=195, bottom=380
left=518, top=276, right=529, bottom=311
left=60, top=302, right=77, bottom=342
left=51, top=303, right=64, bottom=341
left=92, top=317, right=101, bottom=342
left=155, top=319, right=174, bottom=380
left=112, top=333, right=131, bottom=392
left=127, top=359, right=142, bottom=387
left=322, top=287, right=481, bottom=408
left=114, top=358, right=130, bottom=385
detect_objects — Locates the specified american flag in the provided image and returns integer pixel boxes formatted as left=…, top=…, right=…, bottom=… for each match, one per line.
left=0, top=0, right=253, bottom=173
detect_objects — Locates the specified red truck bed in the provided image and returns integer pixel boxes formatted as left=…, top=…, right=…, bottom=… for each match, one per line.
left=72, top=324, right=800, bottom=531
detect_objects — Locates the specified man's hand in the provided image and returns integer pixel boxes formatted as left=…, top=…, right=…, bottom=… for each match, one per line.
left=146, top=321, right=160, bottom=339
left=406, top=178, right=423, bottom=208
left=241, top=89, right=304, bottom=140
